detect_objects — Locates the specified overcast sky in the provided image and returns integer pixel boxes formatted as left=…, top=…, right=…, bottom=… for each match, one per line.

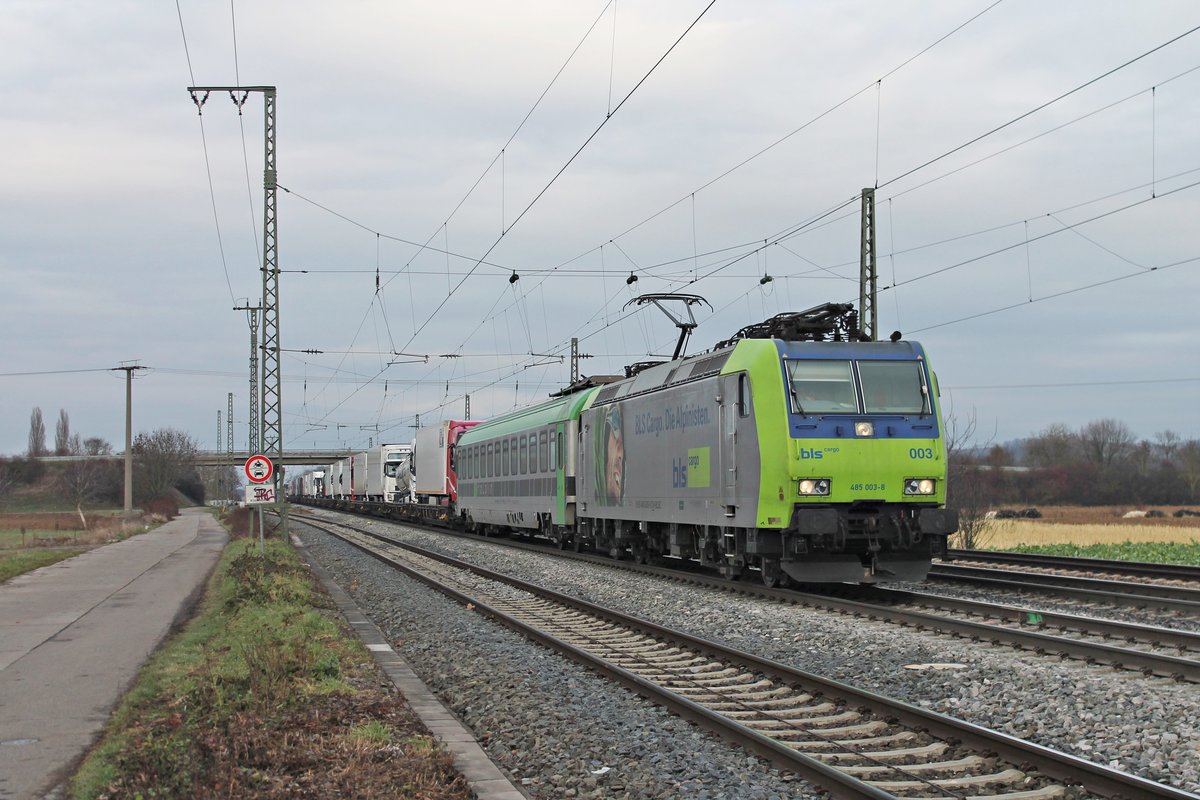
left=2, top=0, right=1198, bottom=458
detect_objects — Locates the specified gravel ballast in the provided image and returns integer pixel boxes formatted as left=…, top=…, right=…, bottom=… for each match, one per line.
left=294, top=515, right=1200, bottom=797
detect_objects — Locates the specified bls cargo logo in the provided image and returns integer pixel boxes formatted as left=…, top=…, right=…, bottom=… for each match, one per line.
left=799, top=447, right=839, bottom=459
left=672, top=447, right=711, bottom=488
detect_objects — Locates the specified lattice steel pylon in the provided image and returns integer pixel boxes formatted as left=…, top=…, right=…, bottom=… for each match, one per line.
left=190, top=84, right=283, bottom=525
left=859, top=187, right=877, bottom=342
left=234, top=303, right=262, bottom=455
left=227, top=392, right=234, bottom=455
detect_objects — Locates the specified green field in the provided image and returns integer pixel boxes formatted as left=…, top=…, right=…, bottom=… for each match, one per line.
left=0, top=529, right=84, bottom=548
left=1003, top=540, right=1200, bottom=565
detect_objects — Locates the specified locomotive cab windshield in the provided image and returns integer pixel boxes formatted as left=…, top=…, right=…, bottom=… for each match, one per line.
left=786, top=358, right=929, bottom=416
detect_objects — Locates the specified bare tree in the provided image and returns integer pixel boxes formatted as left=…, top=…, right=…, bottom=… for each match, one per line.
left=132, top=428, right=199, bottom=504
left=54, top=409, right=71, bottom=456
left=1154, top=430, right=1182, bottom=464
left=84, top=437, right=113, bottom=456
left=1024, top=423, right=1077, bottom=468
left=1179, top=440, right=1200, bottom=503
left=1078, top=418, right=1135, bottom=469
left=28, top=407, right=47, bottom=457
left=944, top=409, right=992, bottom=549
left=58, top=460, right=107, bottom=528
left=0, top=461, right=14, bottom=511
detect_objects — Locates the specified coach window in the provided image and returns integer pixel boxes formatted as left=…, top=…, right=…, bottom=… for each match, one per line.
left=529, top=434, right=538, bottom=473
left=539, top=431, right=548, bottom=473
left=501, top=439, right=509, bottom=476
left=738, top=373, right=751, bottom=417
left=549, top=432, right=557, bottom=472
left=472, top=446, right=478, bottom=478
left=510, top=437, right=518, bottom=475
left=519, top=436, right=528, bottom=475
left=487, top=443, right=494, bottom=477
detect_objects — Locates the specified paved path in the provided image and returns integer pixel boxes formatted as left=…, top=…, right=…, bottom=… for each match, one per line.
left=0, top=509, right=227, bottom=800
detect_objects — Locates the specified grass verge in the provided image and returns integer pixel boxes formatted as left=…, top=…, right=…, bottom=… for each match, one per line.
left=0, top=547, right=82, bottom=582
left=70, top=531, right=472, bottom=799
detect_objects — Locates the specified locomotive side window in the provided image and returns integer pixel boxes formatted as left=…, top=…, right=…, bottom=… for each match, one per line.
left=738, top=373, right=751, bottom=417
left=859, top=361, right=929, bottom=414
left=557, top=431, right=564, bottom=469
left=787, top=360, right=858, bottom=413
left=539, top=431, right=548, bottom=473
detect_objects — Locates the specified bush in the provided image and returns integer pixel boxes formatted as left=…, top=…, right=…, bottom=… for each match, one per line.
left=144, top=495, right=179, bottom=519
left=1, top=456, right=45, bottom=485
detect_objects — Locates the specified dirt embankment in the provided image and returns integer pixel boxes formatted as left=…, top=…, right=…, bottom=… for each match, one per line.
left=0, top=512, right=127, bottom=532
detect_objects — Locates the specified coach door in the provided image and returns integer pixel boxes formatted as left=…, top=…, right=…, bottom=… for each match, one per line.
left=721, top=375, right=740, bottom=514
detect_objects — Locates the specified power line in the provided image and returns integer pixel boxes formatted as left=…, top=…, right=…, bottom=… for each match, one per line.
left=907, top=254, right=1200, bottom=334
left=879, top=23, right=1200, bottom=192
left=400, top=0, right=720, bottom=354
left=0, top=368, right=118, bottom=378
left=949, top=377, right=1200, bottom=390
left=176, top=0, right=237, bottom=304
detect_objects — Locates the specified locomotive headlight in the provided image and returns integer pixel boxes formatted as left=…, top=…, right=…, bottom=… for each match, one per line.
left=855, top=422, right=874, bottom=437
left=798, top=478, right=831, bottom=496
left=904, top=478, right=936, bottom=495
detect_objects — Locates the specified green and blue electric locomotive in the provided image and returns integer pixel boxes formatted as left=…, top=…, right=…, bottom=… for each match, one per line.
left=455, top=303, right=957, bottom=584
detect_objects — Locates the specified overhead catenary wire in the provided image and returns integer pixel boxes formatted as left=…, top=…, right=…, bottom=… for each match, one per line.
left=203, top=9, right=1196, bottom=447
left=176, top=0, right=237, bottom=304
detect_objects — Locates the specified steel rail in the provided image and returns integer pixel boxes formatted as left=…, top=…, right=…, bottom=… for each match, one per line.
left=297, top=512, right=1199, bottom=800
left=299, top=502, right=1200, bottom=680
left=930, top=564, right=1200, bottom=611
left=299, top=518, right=896, bottom=800
left=867, top=585, right=1200, bottom=655
left=946, top=549, right=1200, bottom=582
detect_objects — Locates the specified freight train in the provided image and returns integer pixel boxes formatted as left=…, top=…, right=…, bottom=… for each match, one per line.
left=294, top=304, right=957, bottom=584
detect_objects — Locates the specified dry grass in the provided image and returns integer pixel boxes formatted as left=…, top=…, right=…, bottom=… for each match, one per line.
left=953, top=518, right=1200, bottom=549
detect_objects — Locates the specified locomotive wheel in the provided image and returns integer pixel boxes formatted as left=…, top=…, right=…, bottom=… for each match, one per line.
left=760, top=558, right=788, bottom=589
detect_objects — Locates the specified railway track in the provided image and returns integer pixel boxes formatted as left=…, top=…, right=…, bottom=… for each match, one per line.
left=945, top=550, right=1200, bottom=583
left=296, top=514, right=1197, bottom=800
left=928, top=563, right=1200, bottom=614
left=295, top=504, right=1200, bottom=683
